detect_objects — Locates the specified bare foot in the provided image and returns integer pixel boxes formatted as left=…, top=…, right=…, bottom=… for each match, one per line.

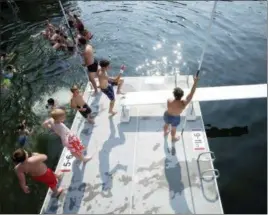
left=109, top=111, right=117, bottom=116
left=53, top=187, right=64, bottom=198
left=55, top=171, right=63, bottom=180
left=87, top=118, right=95, bottom=124
left=117, top=91, right=125, bottom=95
left=172, top=136, right=180, bottom=142
left=83, top=156, right=92, bottom=163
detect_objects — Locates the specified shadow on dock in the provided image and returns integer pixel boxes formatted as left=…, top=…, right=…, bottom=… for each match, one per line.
left=98, top=117, right=127, bottom=193
left=164, top=137, right=192, bottom=214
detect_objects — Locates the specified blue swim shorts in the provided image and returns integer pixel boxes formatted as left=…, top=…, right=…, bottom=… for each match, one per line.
left=163, top=111, right=181, bottom=127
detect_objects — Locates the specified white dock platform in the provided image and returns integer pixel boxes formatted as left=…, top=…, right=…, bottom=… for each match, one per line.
left=40, top=75, right=223, bottom=214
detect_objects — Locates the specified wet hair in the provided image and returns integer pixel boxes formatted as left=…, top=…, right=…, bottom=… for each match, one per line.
left=47, top=98, right=55, bottom=106
left=99, top=59, right=110, bottom=68
left=59, top=32, right=64, bottom=37
left=173, top=87, right=184, bottom=100
left=78, top=24, right=84, bottom=32
left=6, top=65, right=13, bottom=70
left=12, top=149, right=26, bottom=163
left=51, top=108, right=65, bottom=120
left=70, top=85, right=79, bottom=93
left=78, top=37, right=87, bottom=45
left=74, top=14, right=78, bottom=19
left=64, top=35, right=68, bottom=39
left=55, top=29, right=60, bottom=34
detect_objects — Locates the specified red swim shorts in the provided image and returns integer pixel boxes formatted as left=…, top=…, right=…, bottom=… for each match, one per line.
left=32, top=168, right=57, bottom=190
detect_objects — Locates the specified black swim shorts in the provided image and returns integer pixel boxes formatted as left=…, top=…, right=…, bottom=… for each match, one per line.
left=87, top=59, right=98, bottom=73
left=79, top=104, right=92, bottom=118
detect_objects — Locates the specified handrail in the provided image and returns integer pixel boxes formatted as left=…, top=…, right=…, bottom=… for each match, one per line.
left=201, top=169, right=220, bottom=181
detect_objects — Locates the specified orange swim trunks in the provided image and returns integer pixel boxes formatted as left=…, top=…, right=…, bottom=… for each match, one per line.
left=67, top=134, right=85, bottom=156
left=32, top=168, right=57, bottom=190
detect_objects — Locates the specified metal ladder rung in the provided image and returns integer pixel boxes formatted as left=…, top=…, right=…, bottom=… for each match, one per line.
left=201, top=169, right=220, bottom=181
left=198, top=151, right=216, bottom=162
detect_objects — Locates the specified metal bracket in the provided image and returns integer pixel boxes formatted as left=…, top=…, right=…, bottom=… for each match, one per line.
left=186, top=102, right=197, bottom=121
left=120, top=105, right=130, bottom=123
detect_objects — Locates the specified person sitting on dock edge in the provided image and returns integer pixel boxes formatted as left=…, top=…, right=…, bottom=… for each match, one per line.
left=97, top=59, right=125, bottom=116
left=163, top=76, right=199, bottom=142
left=70, top=85, right=95, bottom=124
left=13, top=149, right=63, bottom=197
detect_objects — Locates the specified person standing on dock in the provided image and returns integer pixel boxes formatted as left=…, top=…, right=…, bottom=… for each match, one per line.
left=70, top=85, right=95, bottom=124
left=42, top=109, right=92, bottom=163
left=97, top=59, right=125, bottom=116
left=79, top=37, right=98, bottom=95
left=12, top=149, right=63, bottom=197
left=163, top=76, right=199, bottom=142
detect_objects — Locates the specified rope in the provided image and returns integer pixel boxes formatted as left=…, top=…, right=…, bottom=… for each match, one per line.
left=58, top=0, right=76, bottom=44
left=196, top=0, right=218, bottom=77
left=58, top=0, right=91, bottom=86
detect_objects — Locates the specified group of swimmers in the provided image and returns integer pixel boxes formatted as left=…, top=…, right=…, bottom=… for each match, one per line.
left=41, top=11, right=93, bottom=52
left=11, top=12, right=200, bottom=198
left=0, top=52, right=17, bottom=89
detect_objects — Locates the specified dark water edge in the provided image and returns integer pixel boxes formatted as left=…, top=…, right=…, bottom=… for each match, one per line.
left=0, top=0, right=267, bottom=214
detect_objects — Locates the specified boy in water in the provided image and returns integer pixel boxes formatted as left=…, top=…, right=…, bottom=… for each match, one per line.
left=98, top=59, right=125, bottom=116
left=17, top=120, right=32, bottom=147
left=163, top=76, right=199, bottom=142
left=13, top=148, right=63, bottom=197
left=46, top=98, right=65, bottom=112
left=70, top=85, right=95, bottom=124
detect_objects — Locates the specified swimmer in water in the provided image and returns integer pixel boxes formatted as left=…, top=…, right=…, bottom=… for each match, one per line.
left=41, top=19, right=55, bottom=39
left=70, top=85, right=95, bottom=124
left=0, top=52, right=16, bottom=63
left=163, top=76, right=199, bottom=142
left=46, top=98, right=65, bottom=112
left=97, top=59, right=126, bottom=116
left=42, top=109, right=92, bottom=163
left=50, top=29, right=61, bottom=46
left=53, top=39, right=67, bottom=51
left=4, top=64, right=17, bottom=79
left=13, top=149, right=63, bottom=197
left=16, top=120, right=32, bottom=147
left=78, top=37, right=99, bottom=95
left=77, top=25, right=93, bottom=41
left=63, top=35, right=75, bottom=52
left=66, top=11, right=76, bottom=28
left=73, top=14, right=84, bottom=31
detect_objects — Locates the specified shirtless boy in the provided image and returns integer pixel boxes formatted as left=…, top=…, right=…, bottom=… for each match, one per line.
left=98, top=59, right=125, bottom=116
left=78, top=37, right=98, bottom=95
left=70, top=85, right=94, bottom=124
left=17, top=120, right=32, bottom=147
left=13, top=149, right=63, bottom=197
left=163, top=76, right=199, bottom=142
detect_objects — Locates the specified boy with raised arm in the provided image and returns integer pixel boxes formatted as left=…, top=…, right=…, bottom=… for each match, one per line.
left=98, top=59, right=125, bottom=116
left=163, top=76, right=199, bottom=142
left=13, top=149, right=63, bottom=197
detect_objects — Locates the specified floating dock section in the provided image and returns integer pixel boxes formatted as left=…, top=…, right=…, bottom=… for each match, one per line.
left=40, top=75, right=223, bottom=214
